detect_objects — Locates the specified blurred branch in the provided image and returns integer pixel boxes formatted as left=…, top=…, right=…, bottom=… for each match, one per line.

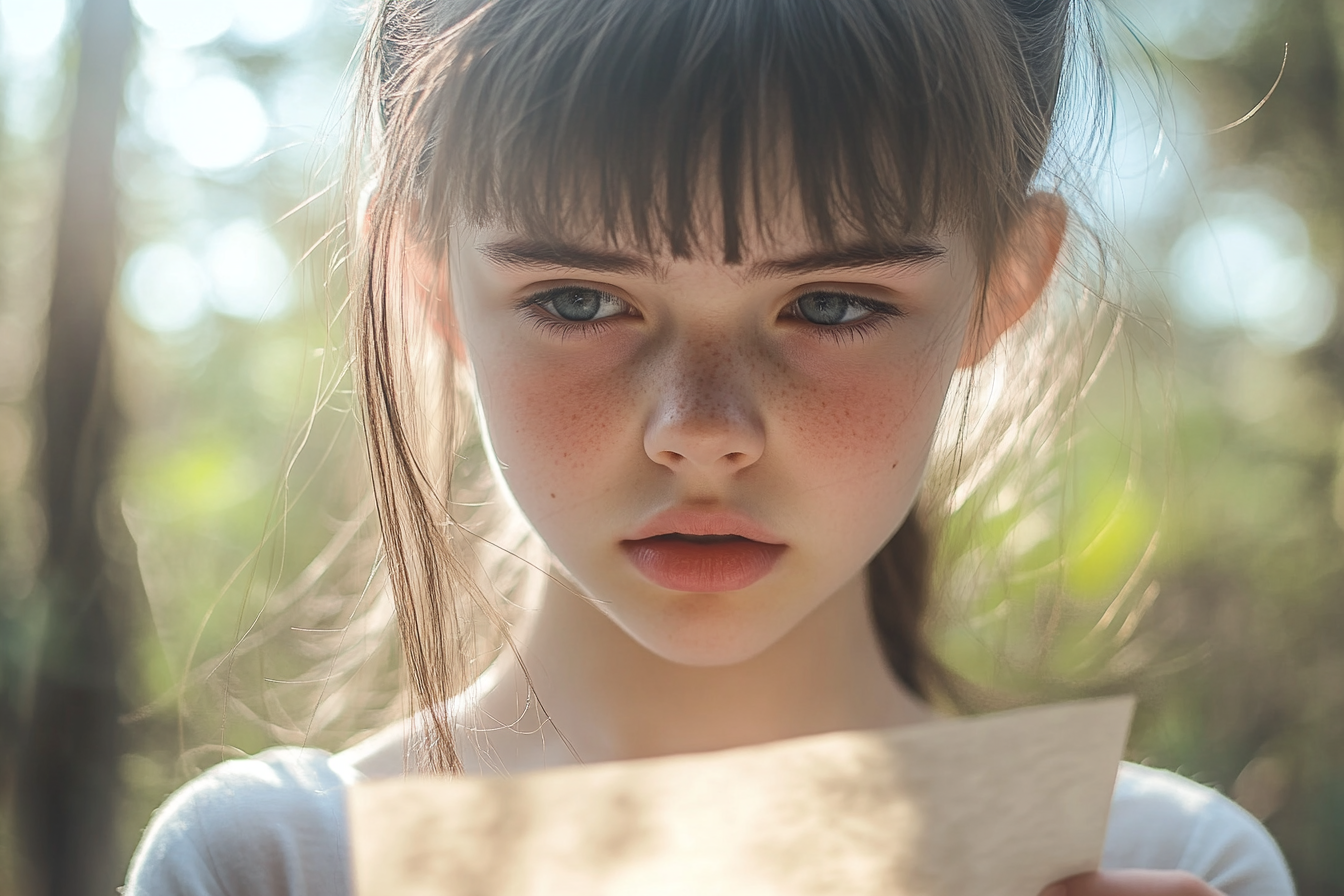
left=14, top=0, right=138, bottom=893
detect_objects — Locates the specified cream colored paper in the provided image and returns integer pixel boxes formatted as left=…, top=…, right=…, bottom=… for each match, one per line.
left=350, top=696, right=1134, bottom=896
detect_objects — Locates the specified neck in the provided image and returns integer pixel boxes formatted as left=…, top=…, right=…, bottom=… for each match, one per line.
left=466, top=568, right=933, bottom=772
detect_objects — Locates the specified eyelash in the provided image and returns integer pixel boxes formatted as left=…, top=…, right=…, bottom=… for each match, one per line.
left=518, top=287, right=905, bottom=343
left=519, top=288, right=628, bottom=339
left=787, top=294, right=905, bottom=344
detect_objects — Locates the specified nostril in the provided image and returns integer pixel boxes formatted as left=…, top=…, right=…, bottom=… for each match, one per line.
left=644, top=401, right=767, bottom=472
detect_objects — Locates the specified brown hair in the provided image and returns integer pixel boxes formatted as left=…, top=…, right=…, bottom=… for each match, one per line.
left=348, top=0, right=1101, bottom=773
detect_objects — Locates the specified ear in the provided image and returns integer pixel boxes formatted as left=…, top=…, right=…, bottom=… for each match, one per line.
left=406, top=238, right=468, bottom=363
left=958, top=193, right=1067, bottom=368
left=364, top=187, right=468, bottom=363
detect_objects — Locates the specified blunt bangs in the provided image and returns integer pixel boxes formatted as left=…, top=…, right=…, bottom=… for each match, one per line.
left=376, top=0, right=1067, bottom=262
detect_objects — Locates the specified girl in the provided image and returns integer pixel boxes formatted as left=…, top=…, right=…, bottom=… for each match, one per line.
left=127, top=0, right=1296, bottom=893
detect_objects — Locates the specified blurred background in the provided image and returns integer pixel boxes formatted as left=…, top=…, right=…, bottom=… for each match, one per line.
left=0, top=0, right=1341, bottom=893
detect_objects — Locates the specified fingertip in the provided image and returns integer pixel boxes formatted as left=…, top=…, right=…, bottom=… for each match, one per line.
left=1044, top=870, right=1102, bottom=896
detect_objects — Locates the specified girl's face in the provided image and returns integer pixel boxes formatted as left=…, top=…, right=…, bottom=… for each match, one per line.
left=445, top=209, right=1046, bottom=667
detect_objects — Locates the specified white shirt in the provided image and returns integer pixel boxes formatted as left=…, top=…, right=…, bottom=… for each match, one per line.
left=124, top=748, right=1296, bottom=895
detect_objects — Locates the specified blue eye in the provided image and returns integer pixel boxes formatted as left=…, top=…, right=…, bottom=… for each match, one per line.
left=793, top=292, right=875, bottom=325
left=537, top=287, right=629, bottom=322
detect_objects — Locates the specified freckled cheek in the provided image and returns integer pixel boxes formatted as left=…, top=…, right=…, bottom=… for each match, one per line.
left=473, top=343, right=641, bottom=505
left=776, top=348, right=951, bottom=478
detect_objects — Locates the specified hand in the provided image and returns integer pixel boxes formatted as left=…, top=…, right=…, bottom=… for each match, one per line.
left=1041, top=870, right=1224, bottom=896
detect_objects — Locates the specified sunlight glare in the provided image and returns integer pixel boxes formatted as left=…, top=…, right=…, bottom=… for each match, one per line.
left=122, top=243, right=210, bottom=333
left=154, top=74, right=268, bottom=171
left=0, top=0, right=67, bottom=63
left=131, top=0, right=234, bottom=49
left=232, top=0, right=312, bottom=46
left=1171, top=196, right=1336, bottom=352
left=205, top=220, right=293, bottom=321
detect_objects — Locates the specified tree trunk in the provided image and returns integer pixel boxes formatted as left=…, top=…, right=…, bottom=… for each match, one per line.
left=16, top=0, right=137, bottom=893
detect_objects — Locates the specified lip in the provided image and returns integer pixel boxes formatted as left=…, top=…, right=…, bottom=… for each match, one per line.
left=624, top=508, right=785, bottom=544
left=621, top=508, right=786, bottom=593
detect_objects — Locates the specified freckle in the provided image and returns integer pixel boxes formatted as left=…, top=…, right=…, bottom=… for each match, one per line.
left=550, top=492, right=556, bottom=498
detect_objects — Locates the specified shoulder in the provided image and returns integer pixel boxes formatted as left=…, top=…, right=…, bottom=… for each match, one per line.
left=124, top=746, right=361, bottom=896
left=1103, top=762, right=1296, bottom=895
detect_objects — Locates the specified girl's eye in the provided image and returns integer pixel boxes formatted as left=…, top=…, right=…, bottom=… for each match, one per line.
left=792, top=292, right=879, bottom=325
left=535, top=287, right=629, bottom=322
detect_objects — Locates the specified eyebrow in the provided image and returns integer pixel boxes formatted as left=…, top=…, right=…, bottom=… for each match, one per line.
left=480, top=240, right=658, bottom=276
left=477, top=238, right=946, bottom=280
left=747, top=242, right=946, bottom=279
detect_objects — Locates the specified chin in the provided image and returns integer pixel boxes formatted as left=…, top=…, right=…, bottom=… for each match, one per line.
left=609, top=593, right=805, bottom=668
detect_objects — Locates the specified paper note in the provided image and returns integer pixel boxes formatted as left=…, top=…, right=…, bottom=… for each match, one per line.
left=349, top=696, right=1134, bottom=896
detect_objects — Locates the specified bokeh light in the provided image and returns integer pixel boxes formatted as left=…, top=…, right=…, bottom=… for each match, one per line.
left=204, top=220, right=293, bottom=321
left=1126, top=0, right=1262, bottom=61
left=1170, top=195, right=1336, bottom=351
left=1092, top=90, right=1202, bottom=236
left=232, top=0, right=313, bottom=46
left=121, top=243, right=210, bottom=333
left=130, top=0, right=233, bottom=50
left=0, top=0, right=69, bottom=140
left=146, top=73, right=269, bottom=172
left=0, top=0, right=68, bottom=63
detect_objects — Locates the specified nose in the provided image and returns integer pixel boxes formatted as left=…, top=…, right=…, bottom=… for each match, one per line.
left=643, top=340, right=766, bottom=475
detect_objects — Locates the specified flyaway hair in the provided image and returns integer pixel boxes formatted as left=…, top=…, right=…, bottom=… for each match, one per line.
left=348, top=0, right=1101, bottom=773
